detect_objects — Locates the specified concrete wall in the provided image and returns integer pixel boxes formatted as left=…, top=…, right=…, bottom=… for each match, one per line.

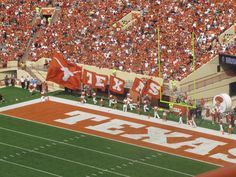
left=180, top=55, right=236, bottom=109
left=16, top=69, right=31, bottom=79
left=186, top=76, right=236, bottom=99
left=0, top=70, right=16, bottom=80
left=219, top=23, right=236, bottom=45
left=7, top=61, right=18, bottom=68
left=180, top=56, right=220, bottom=88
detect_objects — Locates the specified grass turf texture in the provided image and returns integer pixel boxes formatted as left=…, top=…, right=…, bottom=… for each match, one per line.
left=0, top=86, right=40, bottom=107
left=0, top=114, right=218, bottom=177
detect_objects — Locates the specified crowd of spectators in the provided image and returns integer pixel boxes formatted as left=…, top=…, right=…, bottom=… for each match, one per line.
left=0, top=0, right=52, bottom=64
left=225, top=40, right=236, bottom=55
left=0, top=0, right=235, bottom=81
left=19, top=75, right=48, bottom=93
left=28, top=0, right=235, bottom=81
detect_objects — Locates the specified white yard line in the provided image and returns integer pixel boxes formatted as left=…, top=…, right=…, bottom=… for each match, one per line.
left=0, top=126, right=195, bottom=176
left=0, top=113, right=221, bottom=168
left=0, top=159, right=62, bottom=177
left=0, top=142, right=130, bottom=177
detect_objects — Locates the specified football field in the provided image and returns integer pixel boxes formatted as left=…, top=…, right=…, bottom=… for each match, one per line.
left=0, top=113, right=218, bottom=177
left=2, top=87, right=235, bottom=177
left=0, top=91, right=226, bottom=177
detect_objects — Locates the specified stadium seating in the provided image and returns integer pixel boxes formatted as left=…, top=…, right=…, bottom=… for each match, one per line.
left=1, top=0, right=235, bottom=81
left=0, top=0, right=52, bottom=63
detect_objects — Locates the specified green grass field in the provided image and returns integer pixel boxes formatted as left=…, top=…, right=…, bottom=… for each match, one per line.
left=0, top=115, right=219, bottom=177
left=0, top=87, right=221, bottom=177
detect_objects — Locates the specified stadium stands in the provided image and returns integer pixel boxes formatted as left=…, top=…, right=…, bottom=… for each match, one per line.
left=0, top=0, right=52, bottom=64
left=1, top=0, right=235, bottom=81
left=28, top=0, right=235, bottom=80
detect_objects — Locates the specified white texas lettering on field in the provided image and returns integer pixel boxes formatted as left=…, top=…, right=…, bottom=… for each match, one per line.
left=87, top=119, right=145, bottom=135
left=54, top=110, right=109, bottom=125
left=89, top=120, right=226, bottom=156
left=211, top=148, right=236, bottom=163
left=54, top=111, right=235, bottom=164
left=125, top=127, right=226, bottom=155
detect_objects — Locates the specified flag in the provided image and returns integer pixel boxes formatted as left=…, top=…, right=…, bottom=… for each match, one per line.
left=109, top=76, right=125, bottom=94
left=131, top=78, right=145, bottom=94
left=82, top=69, right=94, bottom=85
left=46, top=51, right=82, bottom=90
left=92, top=73, right=108, bottom=91
left=144, top=79, right=161, bottom=98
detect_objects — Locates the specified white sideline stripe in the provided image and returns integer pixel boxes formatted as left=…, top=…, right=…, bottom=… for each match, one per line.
left=0, top=159, right=62, bottom=177
left=0, top=99, right=41, bottom=112
left=0, top=113, right=222, bottom=168
left=0, top=126, right=194, bottom=177
left=0, top=142, right=129, bottom=177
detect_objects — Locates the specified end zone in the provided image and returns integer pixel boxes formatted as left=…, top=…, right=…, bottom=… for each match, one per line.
left=0, top=97, right=236, bottom=166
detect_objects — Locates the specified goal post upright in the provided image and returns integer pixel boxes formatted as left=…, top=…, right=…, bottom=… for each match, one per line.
left=157, top=27, right=161, bottom=79
left=191, top=31, right=197, bottom=108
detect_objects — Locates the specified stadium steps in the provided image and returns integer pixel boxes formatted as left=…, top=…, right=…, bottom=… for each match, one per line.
left=22, top=4, right=60, bottom=62
left=21, top=10, right=42, bottom=62
left=50, top=6, right=61, bottom=24
left=218, top=23, right=236, bottom=47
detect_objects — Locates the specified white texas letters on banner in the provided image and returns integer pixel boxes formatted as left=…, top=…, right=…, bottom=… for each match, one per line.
left=144, top=79, right=161, bottom=98
left=81, top=68, right=161, bottom=96
left=109, top=76, right=125, bottom=94
left=131, top=78, right=145, bottom=94
left=82, top=69, right=93, bottom=85
left=92, top=73, right=108, bottom=91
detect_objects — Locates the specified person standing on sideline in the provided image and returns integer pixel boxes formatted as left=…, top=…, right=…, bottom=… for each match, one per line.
left=191, top=114, right=197, bottom=128
left=219, top=119, right=224, bottom=135
left=20, top=76, right=25, bottom=89
left=108, top=94, right=113, bottom=107
left=186, top=107, right=191, bottom=126
left=113, top=96, right=118, bottom=109
left=4, top=75, right=9, bottom=86
left=153, top=106, right=160, bottom=119
left=41, top=90, right=49, bottom=102
left=123, top=98, right=128, bottom=112
left=10, top=76, right=15, bottom=86
left=0, top=94, right=5, bottom=102
left=162, top=110, right=168, bottom=121
left=179, top=111, right=183, bottom=124
left=92, top=92, right=97, bottom=104
left=136, top=102, right=141, bottom=115
left=80, top=91, right=86, bottom=103
left=29, top=83, right=35, bottom=96
left=127, top=97, right=135, bottom=111
left=228, top=123, right=233, bottom=135
left=26, top=76, right=30, bottom=90
left=143, top=100, right=149, bottom=113
left=99, top=97, right=104, bottom=107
